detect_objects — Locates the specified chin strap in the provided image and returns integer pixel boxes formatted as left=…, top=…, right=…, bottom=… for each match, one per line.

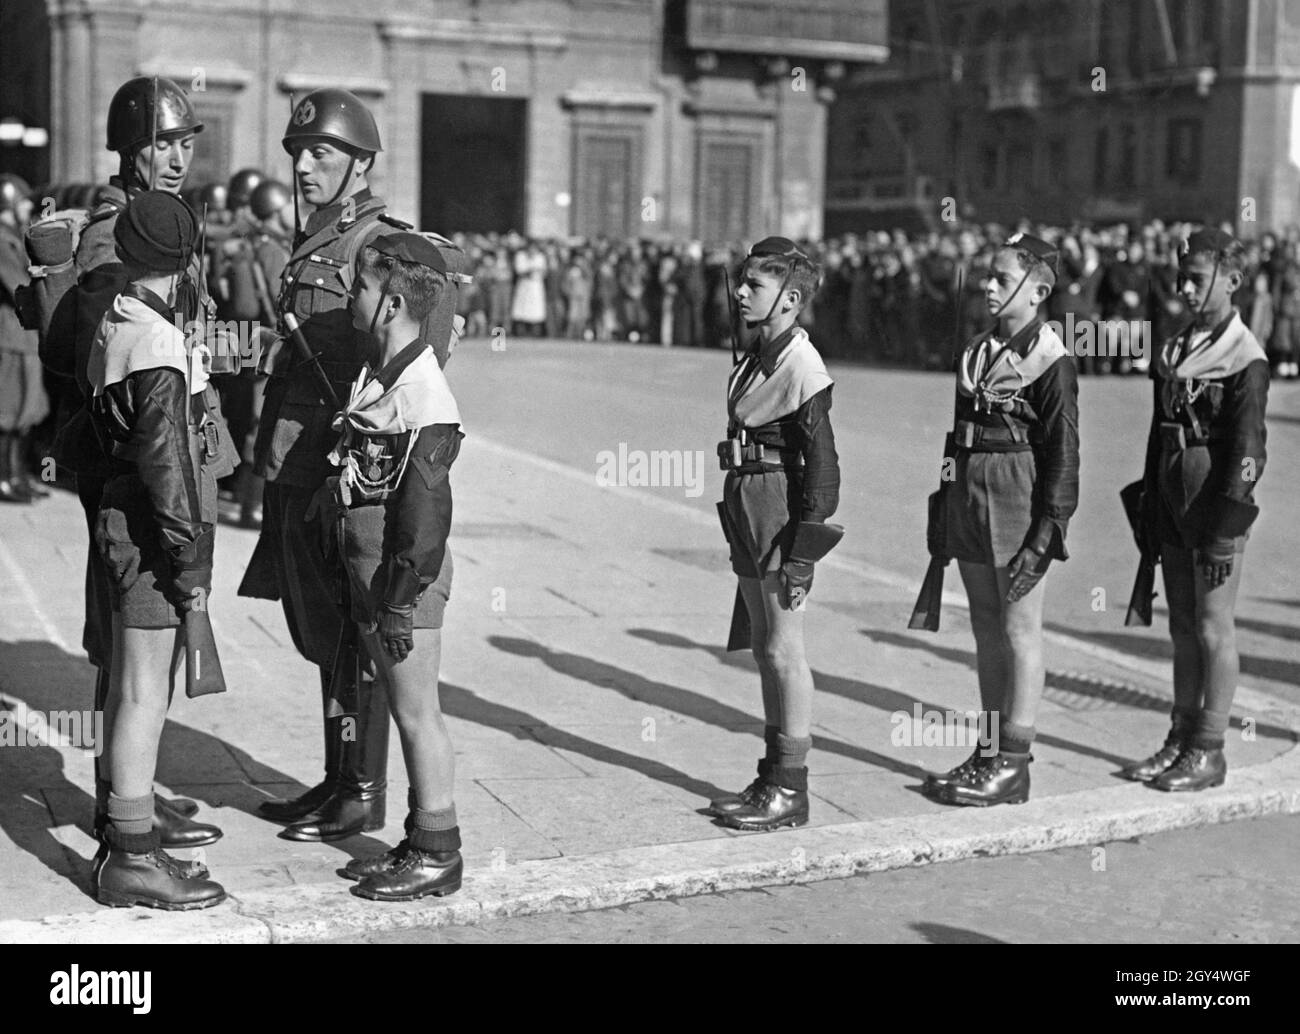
left=322, top=155, right=359, bottom=210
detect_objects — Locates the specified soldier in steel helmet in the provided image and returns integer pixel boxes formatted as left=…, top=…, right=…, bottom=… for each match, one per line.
left=240, top=88, right=407, bottom=842
left=37, top=76, right=230, bottom=859
left=0, top=173, right=50, bottom=503
left=206, top=168, right=268, bottom=525
left=221, top=178, right=295, bottom=528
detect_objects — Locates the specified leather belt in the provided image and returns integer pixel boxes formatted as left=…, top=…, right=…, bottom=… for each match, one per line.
left=952, top=419, right=1038, bottom=453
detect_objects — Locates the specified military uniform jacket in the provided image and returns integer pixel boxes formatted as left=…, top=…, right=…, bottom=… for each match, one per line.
left=47, top=181, right=211, bottom=477
left=253, top=189, right=399, bottom=488
left=0, top=221, right=39, bottom=356
left=1141, top=310, right=1268, bottom=550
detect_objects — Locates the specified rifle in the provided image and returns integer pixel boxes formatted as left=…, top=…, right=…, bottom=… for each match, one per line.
left=179, top=227, right=227, bottom=697
left=1119, top=479, right=1158, bottom=627
left=281, top=311, right=342, bottom=410
left=908, top=266, right=966, bottom=632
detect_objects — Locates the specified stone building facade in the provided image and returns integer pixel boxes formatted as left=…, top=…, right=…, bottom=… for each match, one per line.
left=827, top=0, right=1300, bottom=234
left=31, top=0, right=886, bottom=241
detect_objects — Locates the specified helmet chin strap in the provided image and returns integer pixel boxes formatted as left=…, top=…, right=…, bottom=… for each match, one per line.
left=321, top=154, right=359, bottom=210
left=989, top=265, right=1034, bottom=324
left=365, top=270, right=396, bottom=358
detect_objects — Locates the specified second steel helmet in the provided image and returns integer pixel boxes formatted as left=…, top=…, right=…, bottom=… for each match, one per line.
left=249, top=178, right=293, bottom=221
left=0, top=173, right=33, bottom=214
left=226, top=168, right=264, bottom=210
left=106, top=76, right=204, bottom=153
left=282, top=89, right=382, bottom=156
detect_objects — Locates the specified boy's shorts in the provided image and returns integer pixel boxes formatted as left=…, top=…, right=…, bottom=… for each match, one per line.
left=94, top=472, right=219, bottom=630
left=341, top=502, right=452, bottom=629
left=721, top=470, right=798, bottom=579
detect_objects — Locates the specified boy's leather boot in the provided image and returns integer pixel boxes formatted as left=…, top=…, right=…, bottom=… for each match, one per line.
left=1120, top=712, right=1193, bottom=782
left=95, top=827, right=226, bottom=911
left=937, top=752, right=1031, bottom=807
left=719, top=766, right=809, bottom=831
left=1151, top=747, right=1226, bottom=792
left=707, top=759, right=771, bottom=817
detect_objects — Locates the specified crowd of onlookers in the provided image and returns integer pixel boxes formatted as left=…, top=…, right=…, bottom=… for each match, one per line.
left=443, top=221, right=1299, bottom=378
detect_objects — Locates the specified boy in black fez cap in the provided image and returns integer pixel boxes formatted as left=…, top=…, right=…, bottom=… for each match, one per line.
left=1119, top=226, right=1269, bottom=790
left=84, top=189, right=240, bottom=909
left=325, top=230, right=466, bottom=899
left=913, top=227, right=1079, bottom=807
left=708, top=235, right=844, bottom=831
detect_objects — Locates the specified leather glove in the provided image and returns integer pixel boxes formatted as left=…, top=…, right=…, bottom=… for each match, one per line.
left=1006, top=546, right=1051, bottom=604
left=169, top=526, right=215, bottom=616
left=304, top=478, right=342, bottom=558
left=779, top=560, right=815, bottom=610
left=377, top=603, right=415, bottom=663
left=1196, top=540, right=1235, bottom=589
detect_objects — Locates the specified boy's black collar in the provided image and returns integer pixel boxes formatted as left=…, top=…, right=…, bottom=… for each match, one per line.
left=369, top=336, right=429, bottom=392
left=990, top=316, right=1043, bottom=355
left=750, top=323, right=800, bottom=375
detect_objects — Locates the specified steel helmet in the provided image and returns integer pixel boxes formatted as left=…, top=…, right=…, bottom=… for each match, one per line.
left=282, top=88, right=382, bottom=156
left=106, top=76, right=204, bottom=153
left=198, top=182, right=228, bottom=212
left=226, top=168, right=264, bottom=210
left=0, top=173, right=33, bottom=214
left=249, top=178, right=293, bottom=221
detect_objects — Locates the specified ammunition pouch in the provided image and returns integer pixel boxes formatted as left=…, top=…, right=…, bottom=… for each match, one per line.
left=788, top=521, right=844, bottom=565
left=718, top=438, right=766, bottom=470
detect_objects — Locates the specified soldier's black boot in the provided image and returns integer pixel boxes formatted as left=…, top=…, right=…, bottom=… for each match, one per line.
left=706, top=759, right=771, bottom=818
left=935, top=752, right=1031, bottom=807
left=718, top=766, right=809, bottom=831
left=153, top=796, right=222, bottom=849
left=1151, top=747, right=1226, bottom=792
left=284, top=676, right=389, bottom=842
left=95, top=826, right=226, bottom=911
left=0, top=432, right=31, bottom=504
left=353, top=822, right=462, bottom=901
left=259, top=668, right=340, bottom=821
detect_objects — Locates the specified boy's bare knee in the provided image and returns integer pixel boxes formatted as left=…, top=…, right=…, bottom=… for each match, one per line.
left=762, top=636, right=805, bottom=675
left=1195, top=618, right=1234, bottom=655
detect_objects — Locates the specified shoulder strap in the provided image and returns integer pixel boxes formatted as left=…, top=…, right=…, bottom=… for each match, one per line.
left=340, top=201, right=389, bottom=275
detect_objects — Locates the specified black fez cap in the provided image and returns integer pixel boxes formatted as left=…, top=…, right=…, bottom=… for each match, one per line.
left=1180, top=227, right=1237, bottom=257
left=365, top=231, right=448, bottom=274
left=747, top=236, right=808, bottom=260
left=1003, top=231, right=1058, bottom=283
left=113, top=190, right=198, bottom=272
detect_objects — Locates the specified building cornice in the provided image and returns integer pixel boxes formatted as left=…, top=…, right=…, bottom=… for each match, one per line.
left=381, top=19, right=566, bottom=52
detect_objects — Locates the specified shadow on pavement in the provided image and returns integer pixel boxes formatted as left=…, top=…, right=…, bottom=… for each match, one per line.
left=867, top=628, right=1297, bottom=749
left=1042, top=622, right=1300, bottom=702
left=495, top=633, right=929, bottom=780
left=439, top=681, right=729, bottom=801
left=911, top=921, right=1005, bottom=945
left=632, top=626, right=1136, bottom=770
left=0, top=637, right=388, bottom=905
